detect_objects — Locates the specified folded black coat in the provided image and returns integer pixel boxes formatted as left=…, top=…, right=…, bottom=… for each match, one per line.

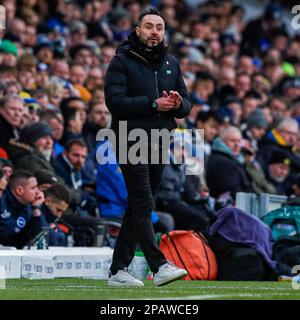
left=273, top=235, right=300, bottom=276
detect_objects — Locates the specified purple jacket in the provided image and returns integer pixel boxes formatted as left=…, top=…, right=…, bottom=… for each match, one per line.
left=209, top=207, right=277, bottom=269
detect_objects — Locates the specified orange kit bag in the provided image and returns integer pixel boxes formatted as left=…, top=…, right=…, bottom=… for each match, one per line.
left=160, top=230, right=218, bottom=280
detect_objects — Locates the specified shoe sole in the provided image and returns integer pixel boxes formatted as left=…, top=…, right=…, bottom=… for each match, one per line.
left=107, top=280, right=144, bottom=287
left=153, top=271, right=188, bottom=287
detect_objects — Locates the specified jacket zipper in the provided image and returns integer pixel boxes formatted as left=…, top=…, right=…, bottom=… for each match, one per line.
left=154, top=71, right=161, bottom=126
left=154, top=71, right=159, bottom=99
left=129, top=50, right=161, bottom=124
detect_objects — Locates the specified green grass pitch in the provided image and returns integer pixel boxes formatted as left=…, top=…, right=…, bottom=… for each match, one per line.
left=0, top=279, right=299, bottom=300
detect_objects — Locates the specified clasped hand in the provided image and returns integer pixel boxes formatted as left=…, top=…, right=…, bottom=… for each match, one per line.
left=155, top=90, right=182, bottom=112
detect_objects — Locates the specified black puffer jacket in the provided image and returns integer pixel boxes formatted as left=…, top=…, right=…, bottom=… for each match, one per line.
left=104, top=32, right=192, bottom=134
left=206, top=151, right=253, bottom=198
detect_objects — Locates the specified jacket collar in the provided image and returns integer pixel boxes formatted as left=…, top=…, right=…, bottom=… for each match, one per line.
left=59, top=153, right=75, bottom=172
left=6, top=188, right=30, bottom=213
left=119, top=31, right=168, bottom=69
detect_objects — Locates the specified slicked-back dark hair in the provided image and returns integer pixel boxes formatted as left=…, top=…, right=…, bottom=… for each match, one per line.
left=45, top=184, right=71, bottom=205
left=137, top=7, right=164, bottom=26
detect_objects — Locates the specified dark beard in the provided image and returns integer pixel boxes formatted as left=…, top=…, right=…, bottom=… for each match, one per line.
left=127, top=31, right=168, bottom=68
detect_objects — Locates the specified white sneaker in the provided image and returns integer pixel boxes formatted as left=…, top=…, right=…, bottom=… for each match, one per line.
left=107, top=268, right=144, bottom=287
left=153, top=262, right=188, bottom=286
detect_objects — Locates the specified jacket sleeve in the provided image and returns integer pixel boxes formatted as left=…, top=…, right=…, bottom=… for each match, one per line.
left=171, top=61, right=193, bottom=119
left=104, top=55, right=154, bottom=119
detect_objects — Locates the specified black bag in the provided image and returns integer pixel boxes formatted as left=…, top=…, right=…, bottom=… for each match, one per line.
left=273, top=235, right=300, bottom=276
left=208, top=234, right=273, bottom=281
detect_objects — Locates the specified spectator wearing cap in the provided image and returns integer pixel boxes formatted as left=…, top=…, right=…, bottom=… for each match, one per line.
left=11, top=122, right=56, bottom=174
left=0, top=148, right=8, bottom=160
left=206, top=126, right=253, bottom=202
left=24, top=98, right=41, bottom=124
left=39, top=109, right=65, bottom=158
left=187, top=47, right=205, bottom=74
left=282, top=76, right=300, bottom=103
left=34, top=37, right=54, bottom=65
left=265, top=149, right=293, bottom=195
left=241, top=91, right=262, bottom=122
left=0, top=40, right=18, bottom=67
left=34, top=169, right=58, bottom=192
left=258, top=118, right=300, bottom=175
left=219, top=33, right=240, bottom=56
left=0, top=158, right=13, bottom=179
left=0, top=93, right=25, bottom=157
left=36, top=62, right=49, bottom=89
left=0, top=169, right=7, bottom=199
left=109, top=7, right=132, bottom=42
left=223, top=95, right=242, bottom=126
left=242, top=109, right=268, bottom=152
left=241, top=139, right=277, bottom=195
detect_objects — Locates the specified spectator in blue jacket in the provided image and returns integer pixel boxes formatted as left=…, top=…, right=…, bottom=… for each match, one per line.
left=95, top=140, right=174, bottom=233
left=0, top=170, right=45, bottom=249
left=0, top=170, right=8, bottom=198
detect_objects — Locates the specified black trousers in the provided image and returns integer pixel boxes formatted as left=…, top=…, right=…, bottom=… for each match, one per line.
left=110, top=143, right=168, bottom=274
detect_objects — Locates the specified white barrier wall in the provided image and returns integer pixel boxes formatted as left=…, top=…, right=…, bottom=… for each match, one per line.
left=0, top=247, right=149, bottom=280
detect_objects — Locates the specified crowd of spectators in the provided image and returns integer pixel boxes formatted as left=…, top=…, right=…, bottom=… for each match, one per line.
left=0, top=0, right=300, bottom=248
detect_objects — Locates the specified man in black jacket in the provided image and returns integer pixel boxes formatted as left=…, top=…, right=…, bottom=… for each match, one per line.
left=104, top=8, right=192, bottom=287
left=206, top=126, right=253, bottom=202
left=0, top=93, right=25, bottom=158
